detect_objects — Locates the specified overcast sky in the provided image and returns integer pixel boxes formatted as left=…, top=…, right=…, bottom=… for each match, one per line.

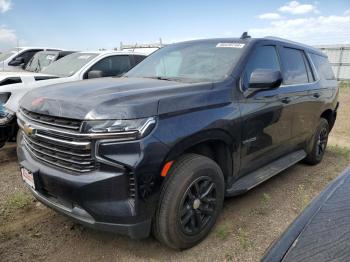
left=0, top=0, right=349, bottom=51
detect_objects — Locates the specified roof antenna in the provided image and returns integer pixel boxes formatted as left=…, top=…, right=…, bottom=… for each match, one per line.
left=240, top=32, right=251, bottom=39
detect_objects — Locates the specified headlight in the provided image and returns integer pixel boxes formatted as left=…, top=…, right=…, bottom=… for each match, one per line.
left=0, top=105, right=14, bottom=125
left=0, top=92, right=11, bottom=104
left=82, top=117, right=156, bottom=140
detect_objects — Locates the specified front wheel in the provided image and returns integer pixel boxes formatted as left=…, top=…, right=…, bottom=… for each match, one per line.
left=153, top=154, right=225, bottom=250
left=304, top=118, right=329, bottom=165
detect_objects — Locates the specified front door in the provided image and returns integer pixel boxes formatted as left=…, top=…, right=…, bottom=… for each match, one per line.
left=238, top=45, right=294, bottom=175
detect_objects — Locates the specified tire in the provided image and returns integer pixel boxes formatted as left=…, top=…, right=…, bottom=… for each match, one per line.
left=153, top=154, right=225, bottom=250
left=304, top=118, right=329, bottom=165
left=0, top=141, right=5, bottom=149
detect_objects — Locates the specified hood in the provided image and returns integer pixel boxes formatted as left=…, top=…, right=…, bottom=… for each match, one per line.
left=20, top=77, right=232, bottom=120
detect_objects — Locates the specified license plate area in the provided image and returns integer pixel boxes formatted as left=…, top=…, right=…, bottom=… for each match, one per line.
left=21, top=168, right=35, bottom=189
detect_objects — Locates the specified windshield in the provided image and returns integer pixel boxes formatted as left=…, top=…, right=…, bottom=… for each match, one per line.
left=125, top=41, right=246, bottom=83
left=0, top=48, right=22, bottom=62
left=41, top=53, right=98, bottom=77
left=25, top=52, right=58, bottom=72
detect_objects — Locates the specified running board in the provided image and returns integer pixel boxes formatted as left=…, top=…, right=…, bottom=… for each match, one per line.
left=226, top=150, right=307, bottom=197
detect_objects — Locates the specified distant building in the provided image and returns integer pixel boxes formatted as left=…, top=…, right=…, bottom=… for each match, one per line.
left=316, top=44, right=350, bottom=81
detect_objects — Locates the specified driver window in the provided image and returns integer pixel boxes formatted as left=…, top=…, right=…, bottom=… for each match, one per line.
left=243, top=46, right=280, bottom=90
left=87, top=55, right=131, bottom=77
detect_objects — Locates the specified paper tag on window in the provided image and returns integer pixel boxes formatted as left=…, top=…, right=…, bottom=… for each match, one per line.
left=216, top=43, right=245, bottom=48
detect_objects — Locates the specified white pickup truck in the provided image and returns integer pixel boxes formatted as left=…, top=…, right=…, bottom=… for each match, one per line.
left=0, top=50, right=147, bottom=147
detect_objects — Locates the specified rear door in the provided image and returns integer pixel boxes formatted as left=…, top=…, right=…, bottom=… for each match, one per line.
left=278, top=47, right=318, bottom=145
left=239, top=44, right=294, bottom=175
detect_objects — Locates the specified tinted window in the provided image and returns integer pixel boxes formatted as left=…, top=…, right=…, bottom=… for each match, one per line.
left=303, top=55, right=315, bottom=82
left=87, top=55, right=131, bottom=77
left=309, top=53, right=335, bottom=80
left=134, top=55, right=146, bottom=65
left=243, top=46, right=280, bottom=89
left=18, top=50, right=42, bottom=65
left=282, top=48, right=308, bottom=85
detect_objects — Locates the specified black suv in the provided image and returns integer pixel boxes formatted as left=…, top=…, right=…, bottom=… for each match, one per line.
left=17, top=36, right=338, bottom=250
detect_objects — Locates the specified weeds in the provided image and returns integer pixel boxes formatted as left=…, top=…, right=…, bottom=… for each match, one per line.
left=0, top=192, right=33, bottom=218
left=235, top=227, right=251, bottom=250
left=328, top=144, right=350, bottom=158
left=261, top=193, right=271, bottom=206
left=224, top=253, right=234, bottom=261
left=250, top=192, right=271, bottom=216
left=339, top=81, right=350, bottom=88
left=216, top=223, right=231, bottom=240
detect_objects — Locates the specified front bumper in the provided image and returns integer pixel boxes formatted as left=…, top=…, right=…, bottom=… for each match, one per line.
left=17, top=136, right=167, bottom=239
left=27, top=183, right=151, bottom=239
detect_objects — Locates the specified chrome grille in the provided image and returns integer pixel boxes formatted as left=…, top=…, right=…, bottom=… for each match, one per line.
left=21, top=108, right=82, bottom=131
left=18, top=109, right=96, bottom=173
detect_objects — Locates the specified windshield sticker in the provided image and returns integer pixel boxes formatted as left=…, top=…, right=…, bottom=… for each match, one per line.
left=46, top=55, right=55, bottom=60
left=216, top=43, right=245, bottom=48
left=77, top=55, right=92, bottom=60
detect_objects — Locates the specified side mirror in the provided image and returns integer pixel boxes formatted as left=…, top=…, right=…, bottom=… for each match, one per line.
left=87, top=70, right=105, bottom=79
left=8, top=57, right=25, bottom=66
left=249, top=69, right=283, bottom=89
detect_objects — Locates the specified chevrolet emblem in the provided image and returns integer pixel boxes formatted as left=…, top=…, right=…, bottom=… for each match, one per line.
left=23, top=124, right=35, bottom=137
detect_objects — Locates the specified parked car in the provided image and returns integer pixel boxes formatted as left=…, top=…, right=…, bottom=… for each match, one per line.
left=0, top=51, right=147, bottom=148
left=262, top=166, right=350, bottom=262
left=0, top=50, right=76, bottom=87
left=0, top=47, right=62, bottom=71
left=16, top=36, right=338, bottom=250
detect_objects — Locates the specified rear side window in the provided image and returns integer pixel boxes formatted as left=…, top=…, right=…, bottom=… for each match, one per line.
left=309, top=53, right=335, bottom=80
left=281, top=48, right=309, bottom=85
left=243, top=46, right=281, bottom=89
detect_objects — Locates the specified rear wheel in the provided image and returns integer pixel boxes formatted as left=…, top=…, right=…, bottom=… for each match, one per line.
left=304, top=118, right=329, bottom=165
left=153, top=154, right=225, bottom=250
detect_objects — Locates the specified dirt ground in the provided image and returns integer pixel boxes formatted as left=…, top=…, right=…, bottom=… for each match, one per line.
left=1, top=88, right=350, bottom=262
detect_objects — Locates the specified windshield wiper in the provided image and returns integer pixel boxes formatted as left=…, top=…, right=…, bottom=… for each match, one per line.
left=143, top=76, right=183, bottom=82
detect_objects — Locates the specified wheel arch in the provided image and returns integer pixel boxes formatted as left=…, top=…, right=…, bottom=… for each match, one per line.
left=162, top=129, right=238, bottom=183
left=320, top=108, right=336, bottom=130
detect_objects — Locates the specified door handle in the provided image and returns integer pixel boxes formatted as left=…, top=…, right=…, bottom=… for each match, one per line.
left=313, top=93, right=320, bottom=98
left=281, top=97, right=291, bottom=104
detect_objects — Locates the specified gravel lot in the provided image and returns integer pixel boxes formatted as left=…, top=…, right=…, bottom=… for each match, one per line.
left=1, top=87, right=350, bottom=262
